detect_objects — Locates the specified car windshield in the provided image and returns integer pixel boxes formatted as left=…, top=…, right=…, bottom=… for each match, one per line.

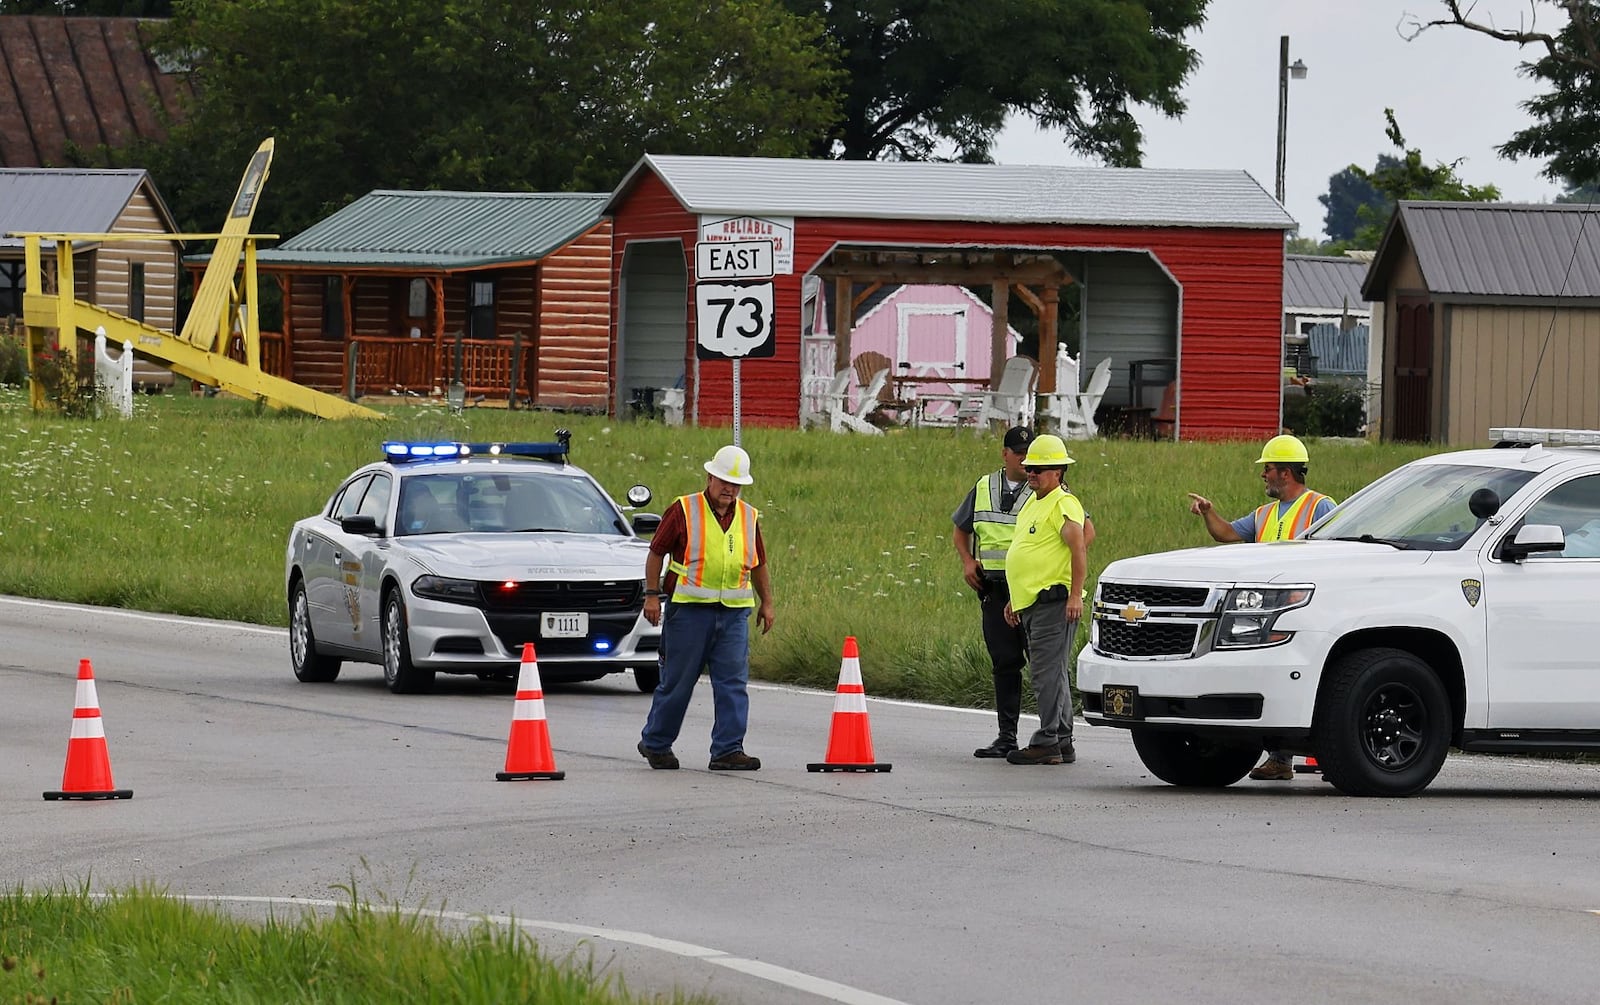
left=1305, top=462, right=1536, bottom=551
left=395, top=471, right=626, bottom=537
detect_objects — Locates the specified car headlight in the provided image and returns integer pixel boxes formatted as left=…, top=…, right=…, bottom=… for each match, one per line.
left=412, top=575, right=481, bottom=605
left=1215, top=586, right=1313, bottom=649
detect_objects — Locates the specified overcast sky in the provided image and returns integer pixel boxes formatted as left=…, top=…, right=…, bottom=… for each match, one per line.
left=991, top=0, right=1566, bottom=240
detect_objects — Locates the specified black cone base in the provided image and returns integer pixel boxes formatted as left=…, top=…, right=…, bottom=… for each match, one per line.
left=44, top=788, right=133, bottom=800
left=806, top=762, right=892, bottom=773
left=495, top=770, right=565, bottom=781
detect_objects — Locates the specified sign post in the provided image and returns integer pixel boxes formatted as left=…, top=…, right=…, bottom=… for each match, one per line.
left=694, top=239, right=777, bottom=447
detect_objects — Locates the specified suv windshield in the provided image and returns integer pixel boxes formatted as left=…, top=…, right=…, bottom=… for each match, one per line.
left=1306, top=462, right=1536, bottom=551
left=396, top=471, right=626, bottom=537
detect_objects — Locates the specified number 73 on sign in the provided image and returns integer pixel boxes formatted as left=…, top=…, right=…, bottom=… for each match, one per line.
left=695, top=281, right=777, bottom=360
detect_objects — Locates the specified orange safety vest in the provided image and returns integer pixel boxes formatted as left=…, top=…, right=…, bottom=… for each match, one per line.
left=667, top=494, right=759, bottom=607
left=1253, top=490, right=1329, bottom=542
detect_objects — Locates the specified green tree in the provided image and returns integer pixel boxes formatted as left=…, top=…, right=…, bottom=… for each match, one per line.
left=1346, top=109, right=1501, bottom=247
left=1318, top=156, right=1395, bottom=242
left=103, top=0, right=841, bottom=236
left=1555, top=177, right=1600, bottom=204
left=784, top=0, right=1208, bottom=163
left=0, top=1, right=171, bottom=12
left=1403, top=1, right=1600, bottom=184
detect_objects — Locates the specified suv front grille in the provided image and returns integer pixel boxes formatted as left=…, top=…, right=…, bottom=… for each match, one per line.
left=1099, top=582, right=1212, bottom=607
left=1096, top=621, right=1200, bottom=658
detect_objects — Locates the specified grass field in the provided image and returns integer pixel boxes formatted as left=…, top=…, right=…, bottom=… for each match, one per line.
left=0, top=383, right=1441, bottom=707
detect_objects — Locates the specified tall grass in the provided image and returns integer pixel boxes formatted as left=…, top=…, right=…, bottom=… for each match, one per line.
left=0, top=384, right=1441, bottom=705
left=0, top=883, right=706, bottom=1004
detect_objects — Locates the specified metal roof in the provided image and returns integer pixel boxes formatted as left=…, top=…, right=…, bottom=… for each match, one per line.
left=607, top=154, right=1296, bottom=230
left=258, top=190, right=609, bottom=270
left=1364, top=201, right=1600, bottom=301
left=0, top=167, right=159, bottom=250
left=1284, top=254, right=1370, bottom=310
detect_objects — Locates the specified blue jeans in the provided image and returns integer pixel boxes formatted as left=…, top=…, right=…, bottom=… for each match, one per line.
left=640, top=602, right=751, bottom=759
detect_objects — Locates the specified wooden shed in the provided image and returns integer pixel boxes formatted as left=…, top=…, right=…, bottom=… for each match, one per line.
left=1362, top=202, right=1600, bottom=444
left=602, top=155, right=1296, bottom=439
left=0, top=167, right=181, bottom=329
left=250, top=190, right=613, bottom=407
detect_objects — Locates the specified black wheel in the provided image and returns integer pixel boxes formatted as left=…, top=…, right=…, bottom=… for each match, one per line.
left=1313, top=647, right=1450, bottom=797
left=382, top=590, right=435, bottom=694
left=634, top=659, right=660, bottom=693
left=1130, top=729, right=1260, bottom=787
left=289, top=579, right=340, bottom=683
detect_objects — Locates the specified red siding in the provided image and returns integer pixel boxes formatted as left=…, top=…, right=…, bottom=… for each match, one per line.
left=610, top=167, right=1285, bottom=440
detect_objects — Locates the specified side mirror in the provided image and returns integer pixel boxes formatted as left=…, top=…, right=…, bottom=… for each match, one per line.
left=626, top=484, right=652, bottom=508
left=632, top=512, right=662, bottom=537
left=340, top=514, right=380, bottom=536
left=1502, top=523, right=1565, bottom=562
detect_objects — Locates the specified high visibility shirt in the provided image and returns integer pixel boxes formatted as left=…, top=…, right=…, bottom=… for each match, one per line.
left=667, top=493, right=759, bottom=607
left=1004, top=487, right=1086, bottom=612
left=971, top=471, right=1033, bottom=573
left=1252, top=490, right=1332, bottom=542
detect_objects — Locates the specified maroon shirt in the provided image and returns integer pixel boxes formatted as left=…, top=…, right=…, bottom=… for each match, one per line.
left=649, top=493, right=767, bottom=595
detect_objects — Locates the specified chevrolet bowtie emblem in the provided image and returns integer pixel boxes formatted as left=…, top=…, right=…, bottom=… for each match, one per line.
left=1120, top=602, right=1150, bottom=623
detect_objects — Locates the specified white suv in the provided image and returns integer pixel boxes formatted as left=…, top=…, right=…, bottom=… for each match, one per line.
left=1078, top=428, right=1600, bottom=796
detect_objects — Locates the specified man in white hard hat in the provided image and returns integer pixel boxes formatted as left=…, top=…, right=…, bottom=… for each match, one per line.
left=1187, top=434, right=1336, bottom=781
left=1002, top=434, right=1092, bottom=766
left=638, top=444, right=775, bottom=771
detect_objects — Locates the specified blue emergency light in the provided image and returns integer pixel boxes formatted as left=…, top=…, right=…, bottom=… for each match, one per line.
left=382, top=429, right=571, bottom=464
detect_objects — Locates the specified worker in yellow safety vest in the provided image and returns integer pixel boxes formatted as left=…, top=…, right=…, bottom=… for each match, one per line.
left=1186, top=433, right=1337, bottom=780
left=638, top=444, right=774, bottom=772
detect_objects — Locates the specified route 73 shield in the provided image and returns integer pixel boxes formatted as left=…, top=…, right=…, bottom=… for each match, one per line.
left=695, top=281, right=776, bottom=359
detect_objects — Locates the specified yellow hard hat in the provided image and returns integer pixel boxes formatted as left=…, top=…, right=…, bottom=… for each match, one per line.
left=704, top=444, right=753, bottom=485
left=1022, top=433, right=1075, bottom=467
left=1256, top=434, right=1309, bottom=465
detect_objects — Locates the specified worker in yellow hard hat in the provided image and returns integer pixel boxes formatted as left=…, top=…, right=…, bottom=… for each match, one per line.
left=1001, top=433, right=1095, bottom=766
left=1186, top=434, right=1337, bottom=780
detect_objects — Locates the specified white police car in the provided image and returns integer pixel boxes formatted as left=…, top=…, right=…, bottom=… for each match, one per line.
left=1078, top=427, right=1600, bottom=796
left=285, top=433, right=662, bottom=693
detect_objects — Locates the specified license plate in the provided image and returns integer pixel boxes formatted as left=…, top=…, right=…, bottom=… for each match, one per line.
left=541, top=612, right=588, bottom=638
left=1102, top=685, right=1140, bottom=720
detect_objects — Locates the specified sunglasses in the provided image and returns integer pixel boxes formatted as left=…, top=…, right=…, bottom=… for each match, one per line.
left=1024, top=466, right=1046, bottom=474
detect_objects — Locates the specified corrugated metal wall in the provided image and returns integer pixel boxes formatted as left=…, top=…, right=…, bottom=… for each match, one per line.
left=1072, top=251, right=1179, bottom=410
left=1444, top=305, right=1600, bottom=444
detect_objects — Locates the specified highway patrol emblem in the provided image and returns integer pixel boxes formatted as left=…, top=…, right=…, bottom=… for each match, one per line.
left=1460, top=579, right=1482, bottom=607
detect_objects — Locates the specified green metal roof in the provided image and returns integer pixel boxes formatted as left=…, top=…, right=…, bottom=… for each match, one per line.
left=256, top=190, right=608, bottom=270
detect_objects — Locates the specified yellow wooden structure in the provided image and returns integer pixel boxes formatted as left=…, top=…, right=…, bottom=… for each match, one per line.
left=10, top=138, right=379, bottom=419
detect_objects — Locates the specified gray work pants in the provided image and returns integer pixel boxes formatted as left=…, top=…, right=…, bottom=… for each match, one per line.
left=1019, top=596, right=1077, bottom=749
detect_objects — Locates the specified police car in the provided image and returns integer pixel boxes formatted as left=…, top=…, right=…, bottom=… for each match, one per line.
left=285, top=433, right=662, bottom=693
left=1077, top=427, right=1600, bottom=796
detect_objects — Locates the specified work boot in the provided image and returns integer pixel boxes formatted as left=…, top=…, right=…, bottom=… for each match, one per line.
left=637, top=741, right=679, bottom=770
left=1059, top=739, right=1077, bottom=764
left=1005, top=743, right=1064, bottom=765
left=708, top=750, right=761, bottom=771
left=973, top=737, right=1019, bottom=758
left=1248, top=757, right=1294, bottom=781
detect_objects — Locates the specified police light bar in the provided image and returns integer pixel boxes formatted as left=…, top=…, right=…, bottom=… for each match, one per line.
left=382, top=441, right=470, bottom=461
left=1489, top=427, right=1600, bottom=448
left=382, top=430, right=572, bottom=464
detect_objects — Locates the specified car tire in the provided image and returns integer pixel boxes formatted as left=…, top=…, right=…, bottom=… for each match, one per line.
left=289, top=579, right=340, bottom=683
left=634, top=660, right=660, bottom=693
left=382, top=590, right=435, bottom=694
left=1313, top=647, right=1450, bottom=797
left=1130, top=729, right=1260, bottom=787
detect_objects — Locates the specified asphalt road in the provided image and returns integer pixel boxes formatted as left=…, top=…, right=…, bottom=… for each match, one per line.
left=5, top=594, right=1600, bottom=1004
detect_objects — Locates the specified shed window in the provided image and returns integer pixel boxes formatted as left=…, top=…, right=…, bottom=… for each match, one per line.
left=0, top=261, right=22, bottom=318
left=468, top=279, right=495, bottom=339
left=322, top=276, right=344, bottom=340
left=129, top=263, right=146, bottom=322
left=408, top=278, right=428, bottom=318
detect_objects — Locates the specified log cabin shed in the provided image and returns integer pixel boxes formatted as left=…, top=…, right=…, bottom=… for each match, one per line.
left=603, top=154, right=1296, bottom=439
left=248, top=190, right=612, bottom=407
left=1361, top=201, right=1600, bottom=445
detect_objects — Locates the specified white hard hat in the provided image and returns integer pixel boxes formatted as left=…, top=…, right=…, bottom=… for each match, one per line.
left=704, top=444, right=753, bottom=485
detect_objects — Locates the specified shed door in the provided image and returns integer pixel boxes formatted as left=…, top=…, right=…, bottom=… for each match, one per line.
left=617, top=241, right=688, bottom=416
left=1393, top=295, right=1432, bottom=441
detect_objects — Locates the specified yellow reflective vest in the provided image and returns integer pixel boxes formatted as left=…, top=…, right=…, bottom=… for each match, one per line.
left=1252, top=490, right=1331, bottom=542
left=667, top=494, right=759, bottom=608
left=971, top=471, right=1033, bottom=573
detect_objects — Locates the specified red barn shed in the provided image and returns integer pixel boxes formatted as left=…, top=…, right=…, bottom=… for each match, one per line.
left=603, top=155, right=1295, bottom=440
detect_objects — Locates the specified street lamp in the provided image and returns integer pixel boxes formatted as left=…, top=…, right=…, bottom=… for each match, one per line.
left=1274, top=35, right=1308, bottom=205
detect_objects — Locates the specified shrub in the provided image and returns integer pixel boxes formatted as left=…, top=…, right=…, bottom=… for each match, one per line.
left=1284, top=378, right=1367, bottom=437
left=0, top=318, right=23, bottom=385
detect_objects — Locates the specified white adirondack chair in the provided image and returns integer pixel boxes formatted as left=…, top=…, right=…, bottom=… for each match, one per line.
left=805, top=367, right=883, bottom=435
left=1059, top=357, right=1112, bottom=439
left=978, top=355, right=1037, bottom=428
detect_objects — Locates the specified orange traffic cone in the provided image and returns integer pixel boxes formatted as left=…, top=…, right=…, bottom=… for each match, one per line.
left=43, top=659, right=132, bottom=801
left=496, top=643, right=565, bottom=781
left=806, top=636, right=891, bottom=773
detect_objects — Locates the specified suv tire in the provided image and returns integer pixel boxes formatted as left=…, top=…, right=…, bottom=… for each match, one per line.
left=1131, top=728, right=1260, bottom=787
left=1314, top=647, right=1450, bottom=797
